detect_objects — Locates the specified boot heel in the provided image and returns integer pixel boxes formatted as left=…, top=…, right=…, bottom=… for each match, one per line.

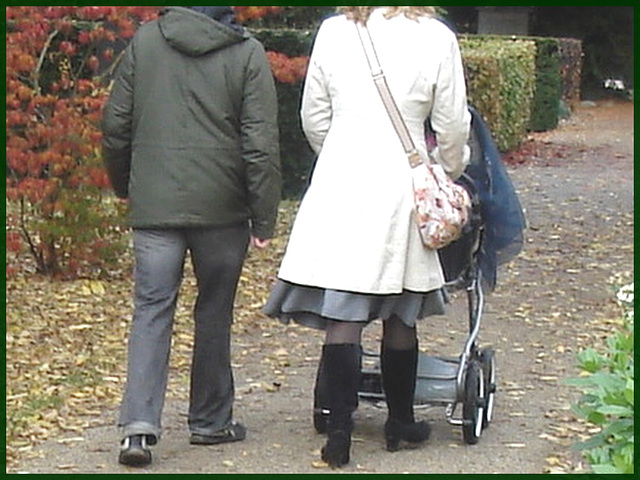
left=321, top=430, right=351, bottom=468
left=384, top=419, right=402, bottom=452
left=384, top=418, right=430, bottom=452
left=385, top=434, right=401, bottom=452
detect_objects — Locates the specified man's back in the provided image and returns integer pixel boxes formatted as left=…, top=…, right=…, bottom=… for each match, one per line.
left=102, top=7, right=281, bottom=238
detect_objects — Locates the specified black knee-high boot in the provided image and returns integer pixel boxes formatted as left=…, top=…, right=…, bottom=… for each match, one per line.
left=320, top=343, right=360, bottom=468
left=381, top=344, right=431, bottom=452
left=313, top=349, right=330, bottom=434
left=313, top=346, right=361, bottom=434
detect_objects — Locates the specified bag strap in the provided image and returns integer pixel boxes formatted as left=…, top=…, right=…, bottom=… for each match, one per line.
left=356, top=22, right=423, bottom=168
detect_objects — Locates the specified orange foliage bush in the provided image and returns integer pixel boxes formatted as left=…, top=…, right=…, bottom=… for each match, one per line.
left=266, top=51, right=309, bottom=84
left=6, top=6, right=160, bottom=277
left=6, top=6, right=307, bottom=278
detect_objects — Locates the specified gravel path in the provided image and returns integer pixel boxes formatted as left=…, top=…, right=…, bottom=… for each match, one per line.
left=14, top=100, right=633, bottom=474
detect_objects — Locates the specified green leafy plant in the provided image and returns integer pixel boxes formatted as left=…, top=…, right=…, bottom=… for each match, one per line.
left=567, top=282, right=634, bottom=474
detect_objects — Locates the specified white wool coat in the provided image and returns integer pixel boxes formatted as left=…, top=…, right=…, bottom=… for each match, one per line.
left=278, top=10, right=471, bottom=294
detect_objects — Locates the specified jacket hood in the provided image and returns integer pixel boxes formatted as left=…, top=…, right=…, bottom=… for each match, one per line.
left=158, top=7, right=248, bottom=56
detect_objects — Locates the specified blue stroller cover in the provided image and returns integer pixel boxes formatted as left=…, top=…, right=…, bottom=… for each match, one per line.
left=464, top=106, right=527, bottom=291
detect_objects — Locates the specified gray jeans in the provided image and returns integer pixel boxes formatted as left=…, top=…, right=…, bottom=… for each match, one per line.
left=118, top=225, right=250, bottom=440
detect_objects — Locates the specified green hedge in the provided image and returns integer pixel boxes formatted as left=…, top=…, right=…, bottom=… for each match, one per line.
left=253, top=28, right=315, bottom=57
left=529, top=37, right=562, bottom=132
left=460, top=36, right=537, bottom=152
left=460, top=35, right=581, bottom=133
left=274, top=82, right=315, bottom=199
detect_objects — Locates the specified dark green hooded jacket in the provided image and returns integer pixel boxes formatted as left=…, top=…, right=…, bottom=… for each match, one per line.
left=102, top=7, right=281, bottom=238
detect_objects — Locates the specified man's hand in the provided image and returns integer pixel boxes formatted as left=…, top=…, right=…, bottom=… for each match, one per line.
left=251, top=236, right=271, bottom=249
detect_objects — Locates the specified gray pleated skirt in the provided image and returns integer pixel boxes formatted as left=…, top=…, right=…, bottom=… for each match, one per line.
left=263, top=279, right=447, bottom=330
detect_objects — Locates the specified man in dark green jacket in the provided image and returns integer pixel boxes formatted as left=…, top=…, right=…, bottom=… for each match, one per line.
left=102, top=6, right=281, bottom=467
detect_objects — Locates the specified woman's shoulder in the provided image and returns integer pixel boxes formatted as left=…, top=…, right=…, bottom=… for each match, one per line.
left=418, top=16, right=457, bottom=40
left=313, top=13, right=352, bottom=47
left=318, top=13, right=349, bottom=32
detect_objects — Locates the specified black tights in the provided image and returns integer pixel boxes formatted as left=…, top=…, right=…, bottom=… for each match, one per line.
left=324, top=315, right=417, bottom=351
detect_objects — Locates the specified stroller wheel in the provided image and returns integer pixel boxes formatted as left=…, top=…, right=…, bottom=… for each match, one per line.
left=479, top=348, right=496, bottom=429
left=462, top=361, right=485, bottom=445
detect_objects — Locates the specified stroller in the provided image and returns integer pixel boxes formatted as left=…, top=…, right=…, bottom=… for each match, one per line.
left=313, top=106, right=526, bottom=445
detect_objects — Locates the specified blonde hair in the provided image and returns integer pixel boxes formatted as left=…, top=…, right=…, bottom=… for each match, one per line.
left=338, top=6, right=436, bottom=24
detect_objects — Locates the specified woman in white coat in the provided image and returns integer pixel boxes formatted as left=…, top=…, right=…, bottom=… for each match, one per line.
left=264, top=6, right=470, bottom=468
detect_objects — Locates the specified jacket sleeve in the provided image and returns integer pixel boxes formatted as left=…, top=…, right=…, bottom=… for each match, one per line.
left=101, top=43, right=135, bottom=199
left=241, top=41, right=282, bottom=239
left=300, top=24, right=332, bottom=155
left=429, top=33, right=471, bottom=180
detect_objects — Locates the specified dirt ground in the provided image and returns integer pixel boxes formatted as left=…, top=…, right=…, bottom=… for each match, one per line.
left=12, top=99, right=634, bottom=474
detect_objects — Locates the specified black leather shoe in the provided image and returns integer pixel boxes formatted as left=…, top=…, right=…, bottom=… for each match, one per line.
left=118, top=434, right=152, bottom=467
left=190, top=421, right=247, bottom=445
